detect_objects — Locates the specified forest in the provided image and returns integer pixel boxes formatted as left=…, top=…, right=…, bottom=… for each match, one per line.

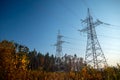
left=0, top=40, right=120, bottom=80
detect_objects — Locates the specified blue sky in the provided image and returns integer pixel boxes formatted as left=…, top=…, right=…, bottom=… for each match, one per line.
left=0, top=0, right=120, bottom=66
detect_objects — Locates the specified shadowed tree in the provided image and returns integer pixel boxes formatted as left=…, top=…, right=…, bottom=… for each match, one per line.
left=0, top=40, right=29, bottom=80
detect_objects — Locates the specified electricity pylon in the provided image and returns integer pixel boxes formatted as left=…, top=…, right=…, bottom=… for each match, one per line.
left=54, top=30, right=66, bottom=66
left=79, top=8, right=107, bottom=69
left=54, top=30, right=64, bottom=58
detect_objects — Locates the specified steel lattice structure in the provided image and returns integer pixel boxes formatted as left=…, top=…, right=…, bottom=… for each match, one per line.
left=54, top=30, right=64, bottom=58
left=54, top=30, right=65, bottom=66
left=80, top=8, right=107, bottom=69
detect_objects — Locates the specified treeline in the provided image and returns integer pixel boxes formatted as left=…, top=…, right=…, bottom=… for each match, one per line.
left=14, top=40, right=84, bottom=72
left=0, top=40, right=70, bottom=72
left=0, top=40, right=83, bottom=79
left=1, top=40, right=120, bottom=80
left=15, top=40, right=85, bottom=72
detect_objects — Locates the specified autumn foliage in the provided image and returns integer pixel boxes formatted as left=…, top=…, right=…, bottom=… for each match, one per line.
left=0, top=40, right=120, bottom=80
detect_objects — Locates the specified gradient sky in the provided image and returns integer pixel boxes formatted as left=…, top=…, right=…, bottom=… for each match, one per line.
left=0, top=0, right=120, bottom=66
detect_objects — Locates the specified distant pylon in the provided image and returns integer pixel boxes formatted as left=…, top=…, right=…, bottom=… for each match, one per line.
left=54, top=30, right=64, bottom=58
left=79, top=8, right=107, bottom=69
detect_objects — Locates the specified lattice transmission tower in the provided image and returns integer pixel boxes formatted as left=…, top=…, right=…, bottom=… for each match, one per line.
left=54, top=30, right=64, bottom=58
left=79, top=8, right=107, bottom=69
left=54, top=30, right=65, bottom=65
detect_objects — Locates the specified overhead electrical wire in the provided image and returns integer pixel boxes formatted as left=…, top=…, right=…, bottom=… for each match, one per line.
left=81, top=0, right=120, bottom=29
left=51, top=0, right=120, bottom=55
left=100, top=24, right=120, bottom=31
left=58, top=0, right=120, bottom=32
left=98, top=34, right=120, bottom=40
left=58, top=0, right=81, bottom=19
left=64, top=32, right=120, bottom=41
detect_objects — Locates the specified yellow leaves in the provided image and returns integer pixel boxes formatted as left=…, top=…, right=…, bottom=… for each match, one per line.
left=21, top=55, right=29, bottom=70
left=81, top=67, right=89, bottom=78
left=0, top=40, right=29, bottom=80
left=22, top=57, right=26, bottom=64
left=69, top=71, right=75, bottom=79
left=0, top=40, right=15, bottom=58
left=1, top=40, right=120, bottom=80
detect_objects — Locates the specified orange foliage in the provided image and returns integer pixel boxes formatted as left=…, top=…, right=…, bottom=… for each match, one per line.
left=1, top=40, right=120, bottom=80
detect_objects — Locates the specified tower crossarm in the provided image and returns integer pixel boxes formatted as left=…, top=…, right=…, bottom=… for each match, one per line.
left=79, top=19, right=103, bottom=32
left=79, top=8, right=108, bottom=69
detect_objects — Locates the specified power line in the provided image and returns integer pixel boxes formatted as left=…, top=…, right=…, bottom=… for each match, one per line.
left=58, top=0, right=81, bottom=19
left=81, top=0, right=98, bottom=19
left=98, top=34, right=120, bottom=40
left=80, top=8, right=108, bottom=68
left=64, top=33, right=120, bottom=41
left=81, top=0, right=120, bottom=29
left=81, top=0, right=89, bottom=8
left=100, top=24, right=120, bottom=31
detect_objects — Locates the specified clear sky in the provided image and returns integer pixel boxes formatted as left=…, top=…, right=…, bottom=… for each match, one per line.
left=0, top=0, right=120, bottom=66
